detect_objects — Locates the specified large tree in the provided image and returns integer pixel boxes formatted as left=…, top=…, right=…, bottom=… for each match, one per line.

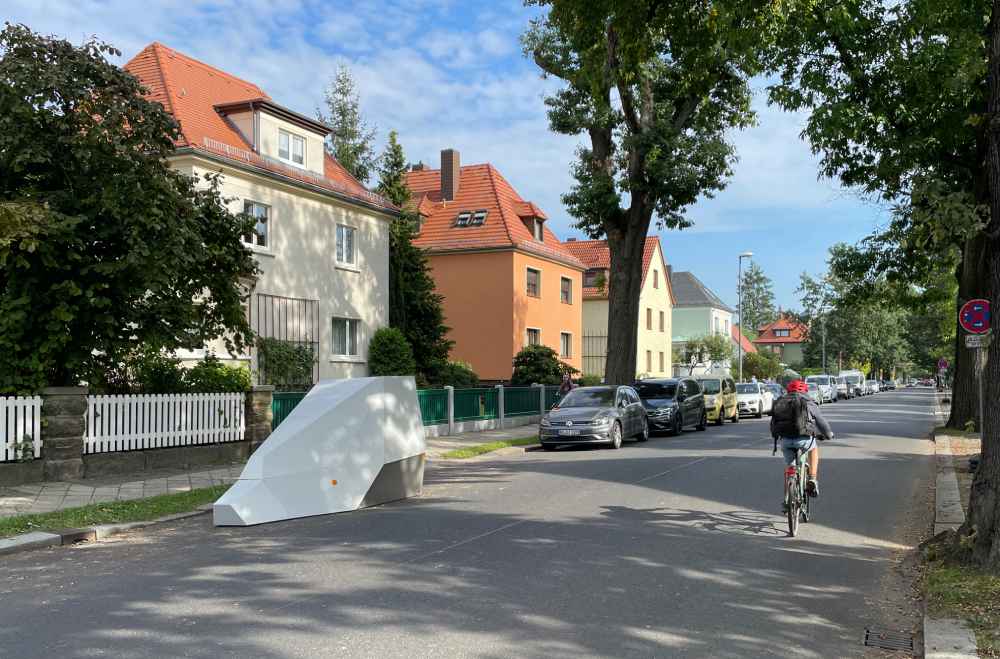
left=317, top=65, right=378, bottom=184
left=523, top=0, right=782, bottom=384
left=0, top=24, right=257, bottom=394
left=768, top=0, right=988, bottom=428
left=740, top=262, right=777, bottom=337
left=375, top=131, right=453, bottom=383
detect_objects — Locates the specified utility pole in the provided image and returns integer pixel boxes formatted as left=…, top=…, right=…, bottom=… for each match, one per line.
left=822, top=315, right=827, bottom=373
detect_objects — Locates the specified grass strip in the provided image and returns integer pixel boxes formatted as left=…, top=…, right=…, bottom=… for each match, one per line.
left=441, top=437, right=538, bottom=459
left=926, top=559, right=1000, bottom=654
left=0, top=484, right=230, bottom=538
left=933, top=425, right=981, bottom=438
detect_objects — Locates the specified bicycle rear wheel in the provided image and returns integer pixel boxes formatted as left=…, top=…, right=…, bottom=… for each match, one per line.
left=787, top=476, right=800, bottom=537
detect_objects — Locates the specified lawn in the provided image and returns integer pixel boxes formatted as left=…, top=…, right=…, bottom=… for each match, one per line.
left=926, top=558, right=1000, bottom=656
left=441, top=437, right=538, bottom=459
left=0, top=484, right=229, bottom=538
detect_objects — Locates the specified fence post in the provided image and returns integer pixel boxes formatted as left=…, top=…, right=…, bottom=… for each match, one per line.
left=496, top=384, right=505, bottom=429
left=533, top=383, right=545, bottom=416
left=444, top=386, right=455, bottom=435
left=41, top=386, right=88, bottom=481
left=245, top=385, right=274, bottom=454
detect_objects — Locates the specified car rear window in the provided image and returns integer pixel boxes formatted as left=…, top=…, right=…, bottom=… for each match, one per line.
left=635, top=383, right=677, bottom=399
left=736, top=384, right=757, bottom=394
left=700, top=379, right=721, bottom=394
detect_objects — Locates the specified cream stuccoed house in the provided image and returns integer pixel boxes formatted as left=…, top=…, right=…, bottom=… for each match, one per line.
left=562, top=236, right=674, bottom=380
left=124, top=43, right=397, bottom=383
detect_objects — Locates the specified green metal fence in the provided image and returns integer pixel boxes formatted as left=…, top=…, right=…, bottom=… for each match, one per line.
left=272, top=391, right=309, bottom=430
left=417, top=389, right=449, bottom=425
left=453, top=388, right=499, bottom=422
left=504, top=387, right=539, bottom=417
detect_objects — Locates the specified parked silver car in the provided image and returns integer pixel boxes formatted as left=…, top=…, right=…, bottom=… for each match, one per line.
left=540, top=386, right=648, bottom=450
left=805, top=375, right=837, bottom=403
left=807, top=382, right=824, bottom=406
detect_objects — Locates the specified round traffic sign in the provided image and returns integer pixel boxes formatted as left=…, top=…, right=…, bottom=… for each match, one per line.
left=959, top=298, right=991, bottom=334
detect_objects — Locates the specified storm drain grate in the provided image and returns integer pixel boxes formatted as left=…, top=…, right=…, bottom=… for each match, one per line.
left=863, top=627, right=914, bottom=653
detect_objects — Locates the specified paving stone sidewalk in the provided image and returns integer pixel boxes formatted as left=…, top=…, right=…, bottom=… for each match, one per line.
left=0, top=424, right=539, bottom=519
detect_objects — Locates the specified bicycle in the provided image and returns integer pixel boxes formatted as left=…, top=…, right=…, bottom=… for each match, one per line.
left=783, top=446, right=811, bottom=537
left=773, top=436, right=814, bottom=536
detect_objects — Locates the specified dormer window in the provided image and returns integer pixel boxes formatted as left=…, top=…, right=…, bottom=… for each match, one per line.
left=775, top=329, right=791, bottom=337
left=521, top=216, right=544, bottom=242
left=278, top=129, right=305, bottom=166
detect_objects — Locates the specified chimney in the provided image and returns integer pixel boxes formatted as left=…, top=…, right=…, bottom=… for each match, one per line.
left=441, top=148, right=460, bottom=201
left=666, top=264, right=673, bottom=279
left=409, top=162, right=425, bottom=172
left=566, top=237, right=577, bottom=242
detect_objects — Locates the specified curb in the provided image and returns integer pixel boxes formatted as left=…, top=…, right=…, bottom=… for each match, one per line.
left=924, top=429, right=978, bottom=658
left=0, top=505, right=212, bottom=557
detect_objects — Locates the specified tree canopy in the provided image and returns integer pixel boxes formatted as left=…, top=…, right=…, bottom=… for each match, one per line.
left=740, top=262, right=776, bottom=336
left=523, top=0, right=782, bottom=383
left=318, top=65, right=378, bottom=184
left=0, top=24, right=257, bottom=393
left=375, top=131, right=453, bottom=384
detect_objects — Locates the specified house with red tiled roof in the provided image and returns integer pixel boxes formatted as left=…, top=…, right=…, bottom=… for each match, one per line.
left=753, top=315, right=809, bottom=367
left=561, top=237, right=675, bottom=379
left=124, top=43, right=397, bottom=383
left=732, top=324, right=757, bottom=357
left=405, top=150, right=584, bottom=380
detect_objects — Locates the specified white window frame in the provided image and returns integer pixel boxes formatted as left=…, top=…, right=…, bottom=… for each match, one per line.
left=242, top=200, right=270, bottom=251
left=659, top=310, right=665, bottom=332
left=336, top=224, right=358, bottom=269
left=526, top=267, right=541, bottom=298
left=331, top=316, right=361, bottom=360
left=533, top=219, right=544, bottom=242
left=560, top=332, right=572, bottom=358
left=278, top=129, right=306, bottom=166
left=560, top=277, right=572, bottom=304
left=775, top=328, right=790, bottom=337
left=526, top=327, right=541, bottom=347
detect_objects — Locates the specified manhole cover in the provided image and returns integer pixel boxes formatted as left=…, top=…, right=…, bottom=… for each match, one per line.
left=863, top=627, right=914, bottom=653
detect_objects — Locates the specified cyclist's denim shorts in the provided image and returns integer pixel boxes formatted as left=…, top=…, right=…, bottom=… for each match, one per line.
left=781, top=436, right=816, bottom=464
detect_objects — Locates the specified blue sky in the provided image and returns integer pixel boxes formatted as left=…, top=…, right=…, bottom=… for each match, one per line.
left=6, top=0, right=891, bottom=311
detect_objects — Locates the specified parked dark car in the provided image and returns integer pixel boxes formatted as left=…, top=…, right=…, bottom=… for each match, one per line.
left=539, top=385, right=648, bottom=450
left=634, top=378, right=707, bottom=436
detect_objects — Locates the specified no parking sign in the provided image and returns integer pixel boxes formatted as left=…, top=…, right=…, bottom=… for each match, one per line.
left=959, top=299, right=991, bottom=334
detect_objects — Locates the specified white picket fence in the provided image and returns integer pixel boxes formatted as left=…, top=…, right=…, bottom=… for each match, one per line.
left=0, top=396, right=43, bottom=462
left=85, top=393, right=246, bottom=454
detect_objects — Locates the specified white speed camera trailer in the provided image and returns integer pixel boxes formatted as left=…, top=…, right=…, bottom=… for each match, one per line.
left=213, top=376, right=426, bottom=526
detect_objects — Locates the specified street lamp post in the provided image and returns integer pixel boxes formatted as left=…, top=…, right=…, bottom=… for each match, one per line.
left=737, top=251, right=753, bottom=383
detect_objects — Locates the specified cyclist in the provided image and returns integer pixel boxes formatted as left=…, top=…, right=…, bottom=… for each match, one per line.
left=772, top=379, right=833, bottom=511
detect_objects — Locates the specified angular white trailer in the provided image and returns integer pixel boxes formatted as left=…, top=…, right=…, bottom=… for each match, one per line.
left=214, top=376, right=426, bottom=526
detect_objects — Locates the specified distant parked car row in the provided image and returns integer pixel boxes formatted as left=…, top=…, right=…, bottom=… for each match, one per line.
left=539, top=375, right=788, bottom=451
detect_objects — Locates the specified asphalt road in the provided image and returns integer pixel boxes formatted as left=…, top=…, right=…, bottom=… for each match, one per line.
left=0, top=389, right=936, bottom=658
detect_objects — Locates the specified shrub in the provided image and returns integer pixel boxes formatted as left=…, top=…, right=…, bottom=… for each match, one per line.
left=368, top=327, right=417, bottom=376
left=577, top=374, right=603, bottom=386
left=432, top=360, right=479, bottom=387
left=511, top=345, right=577, bottom=386
left=257, top=337, right=315, bottom=390
left=132, top=349, right=187, bottom=394
left=184, top=354, right=251, bottom=392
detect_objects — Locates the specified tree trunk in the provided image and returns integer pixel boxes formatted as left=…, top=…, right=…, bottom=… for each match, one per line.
left=604, top=212, right=652, bottom=384
left=961, top=0, right=1000, bottom=570
left=948, top=233, right=991, bottom=429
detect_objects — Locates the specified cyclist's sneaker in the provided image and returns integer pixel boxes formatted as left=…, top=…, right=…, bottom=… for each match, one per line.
left=806, top=479, right=819, bottom=498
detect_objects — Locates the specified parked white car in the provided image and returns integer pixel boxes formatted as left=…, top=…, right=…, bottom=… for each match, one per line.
left=865, top=379, right=881, bottom=394
left=736, top=382, right=773, bottom=418
left=806, top=375, right=837, bottom=403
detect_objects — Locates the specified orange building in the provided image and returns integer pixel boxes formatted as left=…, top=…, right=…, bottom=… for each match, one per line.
left=406, top=150, right=584, bottom=381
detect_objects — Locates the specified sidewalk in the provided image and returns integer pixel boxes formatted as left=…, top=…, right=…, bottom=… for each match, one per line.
left=0, top=425, right=539, bottom=519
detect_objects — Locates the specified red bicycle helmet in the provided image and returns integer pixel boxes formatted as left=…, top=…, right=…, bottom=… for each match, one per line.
left=786, top=379, right=808, bottom=394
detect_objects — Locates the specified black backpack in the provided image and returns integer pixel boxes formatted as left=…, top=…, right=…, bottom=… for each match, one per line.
left=772, top=394, right=810, bottom=438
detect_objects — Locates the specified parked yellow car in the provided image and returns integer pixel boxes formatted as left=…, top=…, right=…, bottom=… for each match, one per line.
left=695, top=375, right=739, bottom=425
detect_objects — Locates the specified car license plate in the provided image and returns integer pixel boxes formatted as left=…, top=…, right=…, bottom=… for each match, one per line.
left=559, top=429, right=580, bottom=436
